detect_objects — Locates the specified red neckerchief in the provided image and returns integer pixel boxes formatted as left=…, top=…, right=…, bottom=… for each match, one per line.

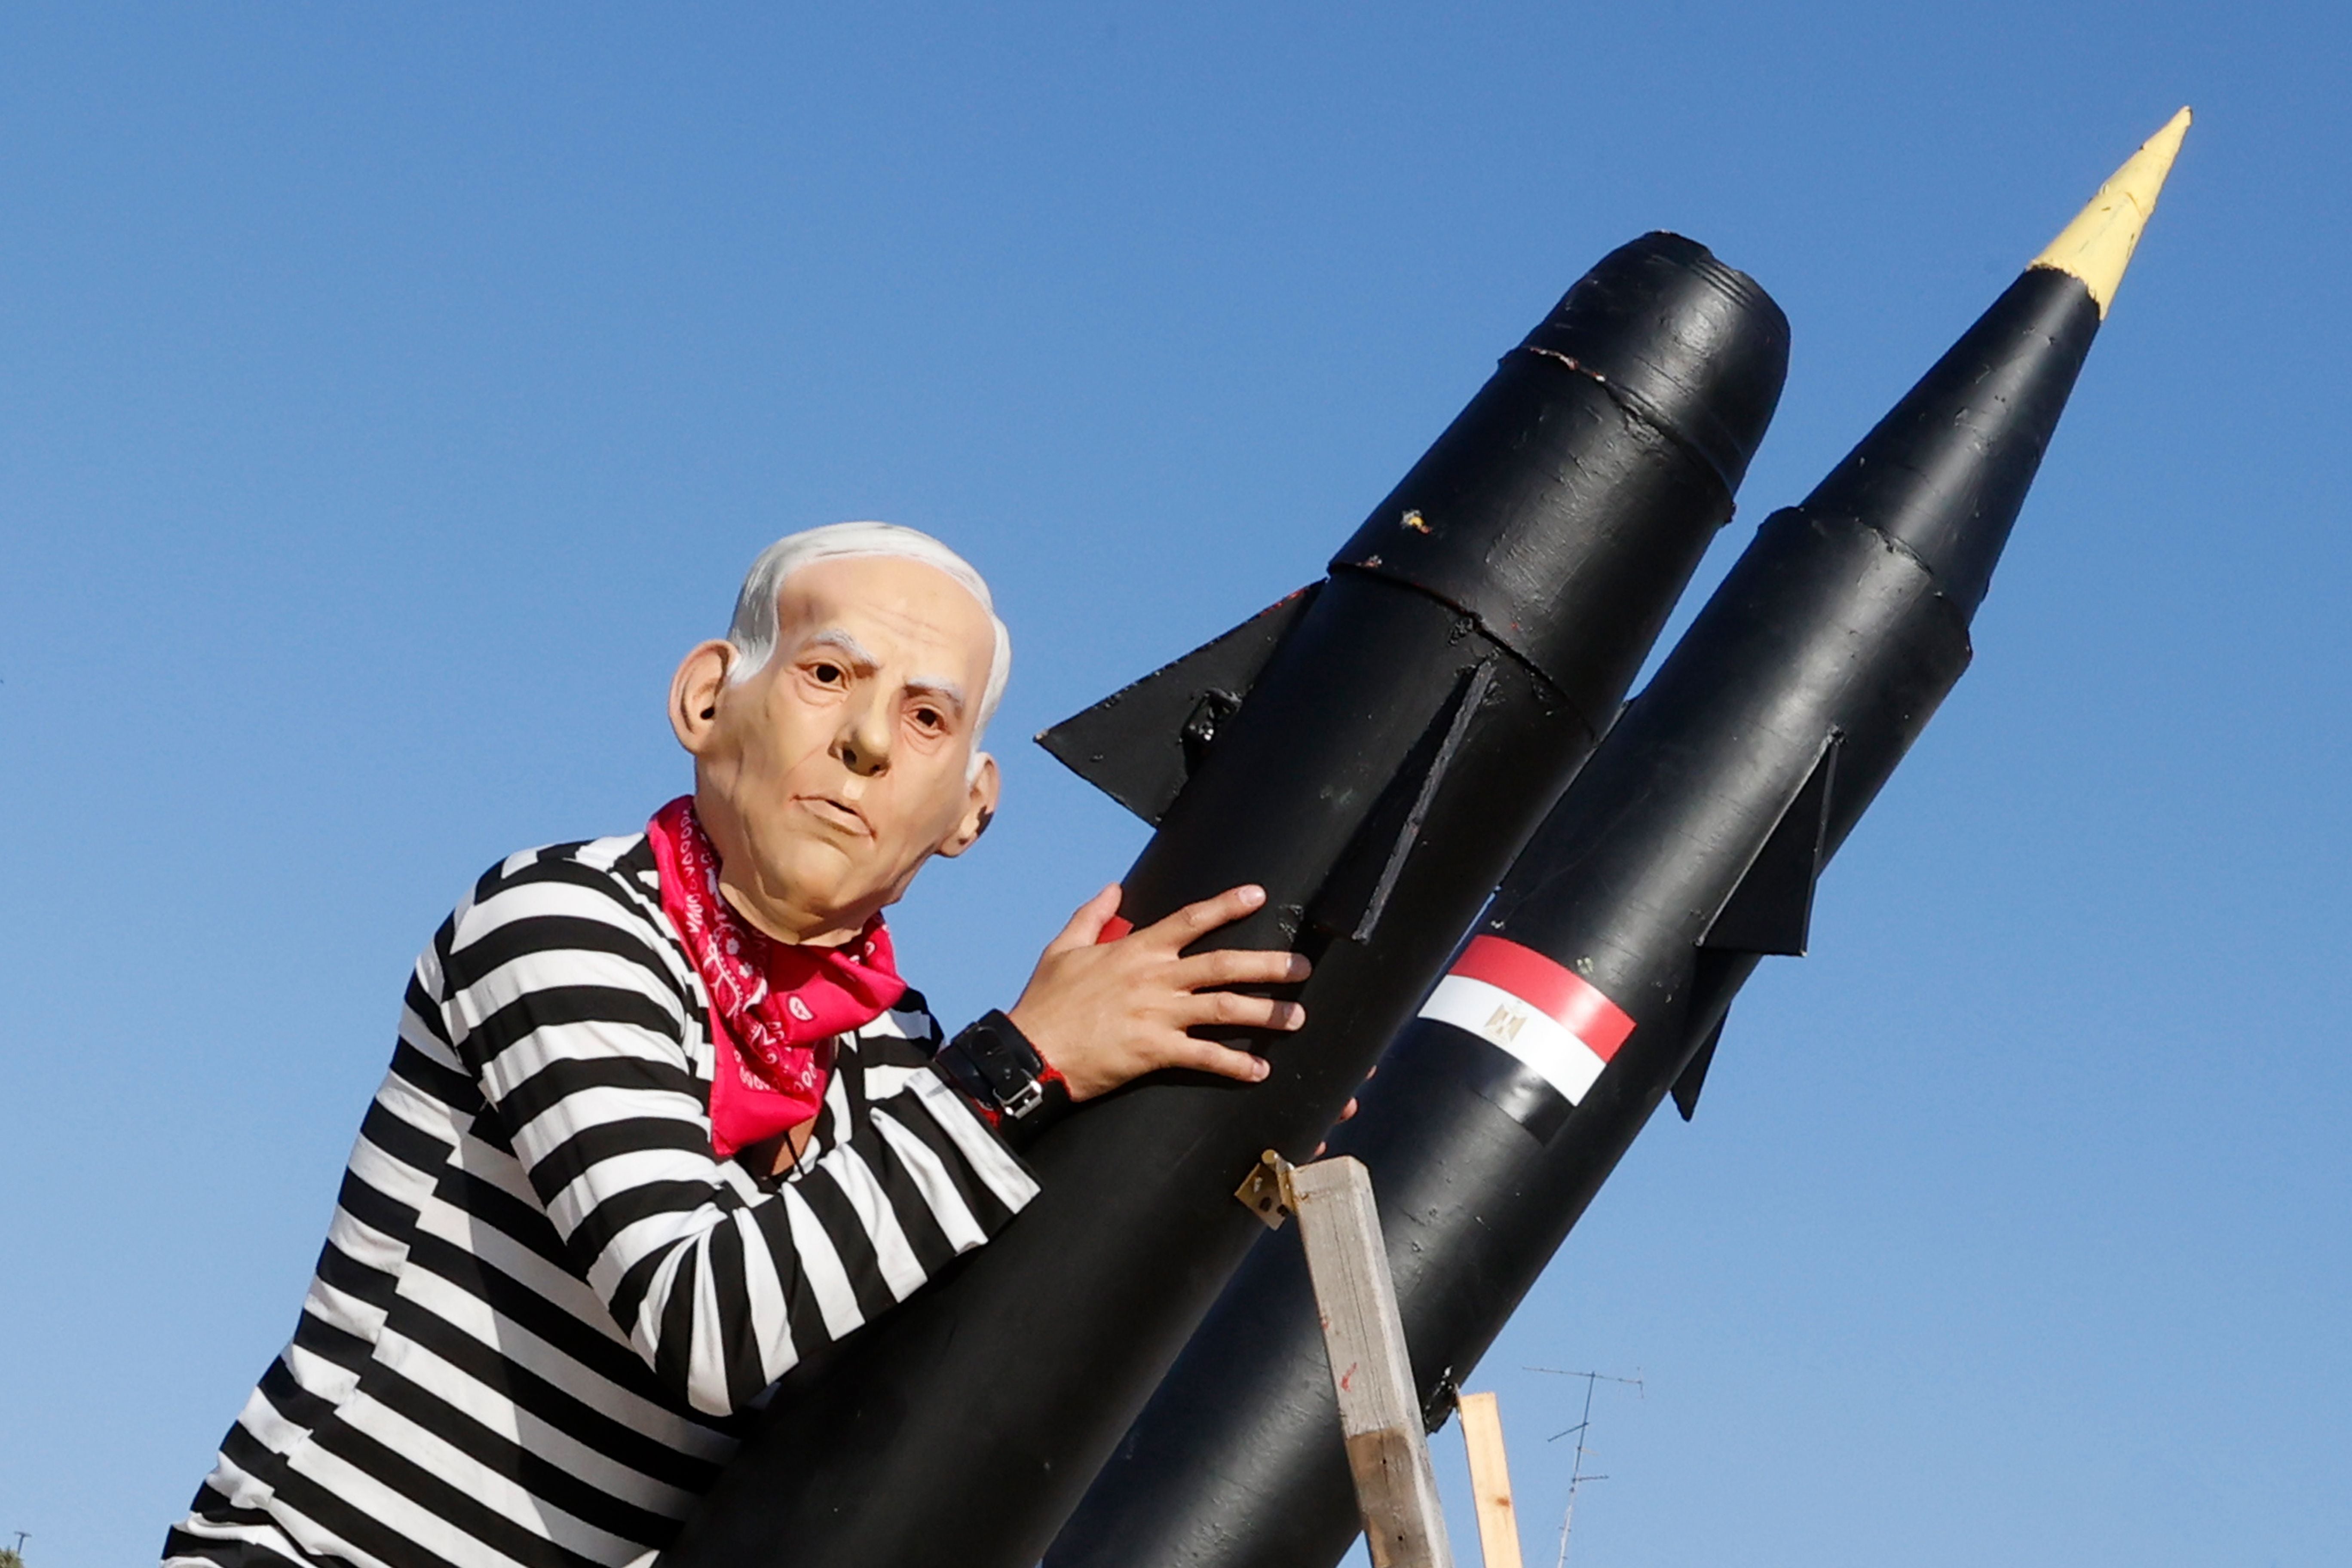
left=646, top=796, right=907, bottom=1159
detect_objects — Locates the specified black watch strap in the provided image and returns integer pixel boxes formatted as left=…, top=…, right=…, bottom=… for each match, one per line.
left=934, top=1011, right=1072, bottom=1143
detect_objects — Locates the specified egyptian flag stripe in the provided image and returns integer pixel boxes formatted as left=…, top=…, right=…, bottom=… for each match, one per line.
left=1420, top=977, right=1605, bottom=1105
left=1447, top=936, right=1634, bottom=1055
left=1420, top=937, right=1635, bottom=1106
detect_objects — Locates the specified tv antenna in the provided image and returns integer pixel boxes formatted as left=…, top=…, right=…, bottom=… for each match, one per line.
left=1524, top=1367, right=1642, bottom=1568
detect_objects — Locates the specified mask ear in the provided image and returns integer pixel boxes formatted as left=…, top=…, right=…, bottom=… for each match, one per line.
left=670, top=641, right=738, bottom=753
left=937, top=753, right=1001, bottom=859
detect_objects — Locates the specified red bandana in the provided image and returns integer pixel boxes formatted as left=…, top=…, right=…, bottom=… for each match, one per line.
left=646, top=796, right=907, bottom=1159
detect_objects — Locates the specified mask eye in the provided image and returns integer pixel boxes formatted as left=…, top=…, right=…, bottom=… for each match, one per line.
left=810, top=662, right=845, bottom=686
left=912, top=706, right=944, bottom=734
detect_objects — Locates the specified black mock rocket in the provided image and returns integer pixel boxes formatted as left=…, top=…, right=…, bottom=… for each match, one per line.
left=1047, top=110, right=2191, bottom=1568
left=657, top=235, right=1789, bottom=1568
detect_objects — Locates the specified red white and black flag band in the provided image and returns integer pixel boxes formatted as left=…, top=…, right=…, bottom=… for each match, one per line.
left=1418, top=935, right=1635, bottom=1107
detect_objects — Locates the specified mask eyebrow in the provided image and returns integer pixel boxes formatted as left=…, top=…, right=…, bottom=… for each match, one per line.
left=905, top=676, right=968, bottom=717
left=799, top=628, right=880, bottom=670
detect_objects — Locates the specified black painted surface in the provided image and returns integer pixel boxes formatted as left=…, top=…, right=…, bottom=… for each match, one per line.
left=1048, top=266, right=2104, bottom=1568
left=1035, top=585, right=1321, bottom=827
left=1332, top=232, right=1792, bottom=725
left=656, top=235, right=1788, bottom=1568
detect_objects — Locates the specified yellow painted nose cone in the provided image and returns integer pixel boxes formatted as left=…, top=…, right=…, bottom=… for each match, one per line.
left=2030, top=107, right=2191, bottom=316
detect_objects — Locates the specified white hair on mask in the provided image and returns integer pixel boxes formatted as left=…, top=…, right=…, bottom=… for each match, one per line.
left=726, top=521, right=1013, bottom=752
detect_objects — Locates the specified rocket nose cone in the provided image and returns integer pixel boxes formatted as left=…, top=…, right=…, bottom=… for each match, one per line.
left=1520, top=232, right=1791, bottom=494
left=1800, top=113, right=2187, bottom=622
left=1799, top=265, right=2103, bottom=622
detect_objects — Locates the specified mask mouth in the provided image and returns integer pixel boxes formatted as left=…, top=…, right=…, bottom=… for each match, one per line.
left=796, top=793, right=874, bottom=837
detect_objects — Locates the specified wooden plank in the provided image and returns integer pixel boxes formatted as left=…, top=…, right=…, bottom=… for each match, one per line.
left=1286, top=1156, right=1455, bottom=1568
left=1455, top=1391, right=1524, bottom=1568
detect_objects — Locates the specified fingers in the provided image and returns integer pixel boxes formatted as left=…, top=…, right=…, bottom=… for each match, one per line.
left=1045, top=884, right=1125, bottom=953
left=1169, top=947, right=1312, bottom=990
left=1180, top=992, right=1307, bottom=1032
left=1159, top=1038, right=1271, bottom=1084
left=1151, top=884, right=1267, bottom=946
left=1316, top=1094, right=1363, bottom=1154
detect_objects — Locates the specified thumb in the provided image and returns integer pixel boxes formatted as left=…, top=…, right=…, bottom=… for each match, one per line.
left=1046, top=884, right=1125, bottom=953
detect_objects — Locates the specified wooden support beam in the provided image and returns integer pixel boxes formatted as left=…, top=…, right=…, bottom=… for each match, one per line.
left=1455, top=1391, right=1524, bottom=1568
left=1286, top=1156, right=1455, bottom=1568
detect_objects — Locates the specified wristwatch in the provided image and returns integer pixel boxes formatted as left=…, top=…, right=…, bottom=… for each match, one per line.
left=934, top=1011, right=1072, bottom=1141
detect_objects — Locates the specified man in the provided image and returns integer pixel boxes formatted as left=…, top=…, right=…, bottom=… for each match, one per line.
left=165, top=522, right=1310, bottom=1568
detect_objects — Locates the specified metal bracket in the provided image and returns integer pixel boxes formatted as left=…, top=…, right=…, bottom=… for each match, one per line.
left=1422, top=1372, right=1461, bottom=1434
left=1235, top=1148, right=1298, bottom=1230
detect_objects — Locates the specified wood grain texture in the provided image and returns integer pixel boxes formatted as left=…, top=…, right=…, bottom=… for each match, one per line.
left=1289, top=1157, right=1454, bottom=1568
left=1456, top=1391, right=1523, bottom=1568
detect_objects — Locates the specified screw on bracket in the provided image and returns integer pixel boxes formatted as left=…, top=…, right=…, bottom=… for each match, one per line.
left=1233, top=1148, right=1297, bottom=1230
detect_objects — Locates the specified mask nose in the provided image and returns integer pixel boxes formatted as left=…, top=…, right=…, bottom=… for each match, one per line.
left=834, top=692, right=893, bottom=778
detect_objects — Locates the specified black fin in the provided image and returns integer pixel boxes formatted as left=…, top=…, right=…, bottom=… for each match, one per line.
left=1307, top=658, right=1498, bottom=943
left=1034, top=585, right=1320, bottom=825
left=1671, top=1012, right=1725, bottom=1122
left=1669, top=946, right=1749, bottom=1121
left=1700, top=735, right=1839, bottom=957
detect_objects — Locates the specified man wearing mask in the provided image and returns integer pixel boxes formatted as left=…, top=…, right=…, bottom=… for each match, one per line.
left=165, top=522, right=1308, bottom=1568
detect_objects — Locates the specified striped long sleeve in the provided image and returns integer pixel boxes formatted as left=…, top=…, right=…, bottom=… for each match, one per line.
left=441, top=846, right=1034, bottom=1415
left=165, top=833, right=1039, bottom=1568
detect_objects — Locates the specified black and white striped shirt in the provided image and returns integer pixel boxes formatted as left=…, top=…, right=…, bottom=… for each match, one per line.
left=164, top=833, right=1040, bottom=1568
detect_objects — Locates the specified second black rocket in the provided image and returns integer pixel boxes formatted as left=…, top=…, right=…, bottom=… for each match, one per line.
left=1048, top=109, right=2193, bottom=1568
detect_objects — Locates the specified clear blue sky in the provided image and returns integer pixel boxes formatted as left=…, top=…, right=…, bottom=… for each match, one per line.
left=1, top=4, right=2343, bottom=1565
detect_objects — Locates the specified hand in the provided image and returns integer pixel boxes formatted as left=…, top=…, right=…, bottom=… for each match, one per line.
left=1312, top=1065, right=1373, bottom=1158
left=1007, top=883, right=1311, bottom=1102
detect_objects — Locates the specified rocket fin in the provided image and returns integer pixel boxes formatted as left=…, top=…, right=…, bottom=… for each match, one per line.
left=1035, top=585, right=1321, bottom=825
left=1670, top=1013, right=1725, bottom=1122
left=1668, top=946, right=1748, bottom=1121
left=1700, top=735, right=1839, bottom=956
left=1308, top=658, right=1498, bottom=943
